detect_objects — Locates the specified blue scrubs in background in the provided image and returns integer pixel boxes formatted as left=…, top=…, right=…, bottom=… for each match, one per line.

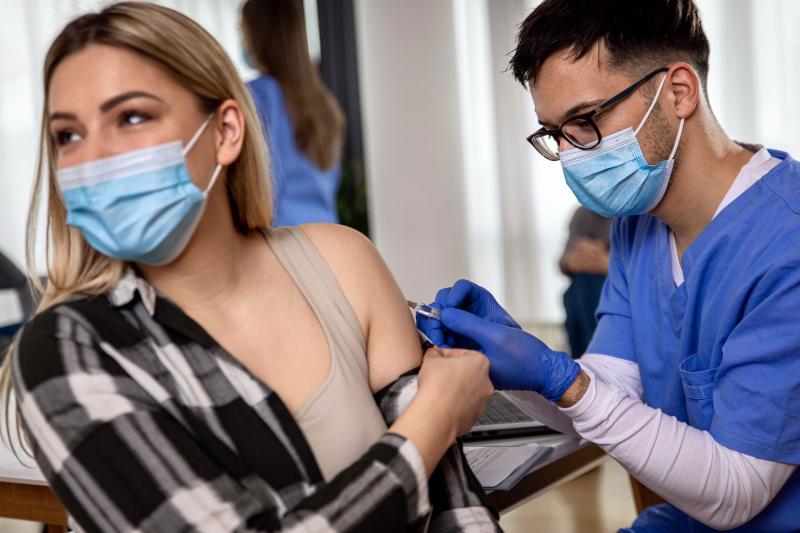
left=247, top=75, right=341, bottom=227
left=590, top=150, right=800, bottom=531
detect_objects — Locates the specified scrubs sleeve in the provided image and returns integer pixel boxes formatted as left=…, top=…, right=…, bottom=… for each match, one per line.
left=711, top=259, right=800, bottom=464
left=587, top=218, right=637, bottom=361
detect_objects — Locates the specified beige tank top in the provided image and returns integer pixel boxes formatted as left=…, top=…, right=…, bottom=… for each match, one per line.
left=266, top=227, right=388, bottom=481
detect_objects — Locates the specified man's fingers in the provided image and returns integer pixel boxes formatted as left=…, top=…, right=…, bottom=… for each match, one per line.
left=445, top=279, right=481, bottom=308
left=440, top=307, right=502, bottom=349
left=434, top=287, right=452, bottom=306
left=416, top=314, right=447, bottom=347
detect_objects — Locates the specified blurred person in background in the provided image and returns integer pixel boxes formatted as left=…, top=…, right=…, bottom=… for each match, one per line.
left=241, top=0, right=345, bottom=228
left=559, top=206, right=611, bottom=358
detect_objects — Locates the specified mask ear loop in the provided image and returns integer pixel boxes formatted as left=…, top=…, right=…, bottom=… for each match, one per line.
left=182, top=113, right=224, bottom=195
left=668, top=118, right=685, bottom=160
left=183, top=114, right=215, bottom=155
left=634, top=74, right=669, bottom=136
left=203, top=164, right=223, bottom=195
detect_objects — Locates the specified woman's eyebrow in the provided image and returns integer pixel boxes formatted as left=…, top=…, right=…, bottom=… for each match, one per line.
left=99, top=90, right=164, bottom=113
left=49, top=91, right=165, bottom=123
left=49, top=111, right=77, bottom=123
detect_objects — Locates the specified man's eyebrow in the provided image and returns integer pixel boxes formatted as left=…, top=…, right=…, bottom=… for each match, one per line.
left=99, top=90, right=163, bottom=113
left=539, top=99, right=606, bottom=127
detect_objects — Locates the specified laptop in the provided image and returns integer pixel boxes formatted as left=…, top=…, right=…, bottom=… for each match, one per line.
left=464, top=391, right=558, bottom=441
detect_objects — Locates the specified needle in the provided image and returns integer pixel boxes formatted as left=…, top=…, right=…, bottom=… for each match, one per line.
left=406, top=300, right=441, bottom=321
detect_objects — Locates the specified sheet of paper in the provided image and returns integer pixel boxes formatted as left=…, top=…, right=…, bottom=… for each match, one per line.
left=465, top=443, right=544, bottom=488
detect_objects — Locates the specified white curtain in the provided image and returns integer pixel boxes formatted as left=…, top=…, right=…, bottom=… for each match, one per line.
left=697, top=0, right=800, bottom=153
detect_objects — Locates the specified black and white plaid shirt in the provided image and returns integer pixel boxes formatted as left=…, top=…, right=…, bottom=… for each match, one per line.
left=12, top=270, right=500, bottom=532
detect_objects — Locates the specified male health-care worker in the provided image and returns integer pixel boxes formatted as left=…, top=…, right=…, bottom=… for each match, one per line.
left=418, top=1, right=800, bottom=531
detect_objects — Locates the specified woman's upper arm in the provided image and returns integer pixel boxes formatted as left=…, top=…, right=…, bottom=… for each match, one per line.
left=299, top=224, right=422, bottom=392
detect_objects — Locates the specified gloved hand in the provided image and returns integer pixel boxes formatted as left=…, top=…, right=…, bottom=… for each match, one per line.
left=440, top=307, right=581, bottom=401
left=416, top=279, right=521, bottom=349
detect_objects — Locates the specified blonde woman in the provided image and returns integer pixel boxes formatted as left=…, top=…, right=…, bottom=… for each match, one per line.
left=1, top=3, right=499, bottom=531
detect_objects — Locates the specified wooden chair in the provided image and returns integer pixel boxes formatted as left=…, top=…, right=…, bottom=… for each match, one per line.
left=629, top=476, right=667, bottom=514
left=0, top=482, right=67, bottom=532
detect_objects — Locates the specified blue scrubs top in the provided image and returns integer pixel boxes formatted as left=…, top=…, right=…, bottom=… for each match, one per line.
left=589, top=150, right=800, bottom=532
left=247, top=75, right=341, bottom=227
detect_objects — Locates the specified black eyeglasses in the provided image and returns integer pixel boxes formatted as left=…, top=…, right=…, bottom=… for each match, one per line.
left=527, top=67, right=669, bottom=161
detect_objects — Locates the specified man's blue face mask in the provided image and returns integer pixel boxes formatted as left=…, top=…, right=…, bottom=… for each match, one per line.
left=57, top=114, right=223, bottom=265
left=559, top=74, right=685, bottom=218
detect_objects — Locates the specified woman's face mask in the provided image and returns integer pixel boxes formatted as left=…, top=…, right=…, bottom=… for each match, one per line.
left=57, top=114, right=223, bottom=264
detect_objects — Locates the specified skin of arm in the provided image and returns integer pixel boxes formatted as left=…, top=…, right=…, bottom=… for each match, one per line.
left=556, top=369, right=591, bottom=408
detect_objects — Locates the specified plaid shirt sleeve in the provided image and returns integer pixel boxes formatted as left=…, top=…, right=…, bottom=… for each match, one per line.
left=12, top=306, right=434, bottom=532
left=375, top=371, right=502, bottom=532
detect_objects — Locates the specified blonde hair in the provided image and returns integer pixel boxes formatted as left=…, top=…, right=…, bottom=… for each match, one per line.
left=0, top=1, right=272, bottom=458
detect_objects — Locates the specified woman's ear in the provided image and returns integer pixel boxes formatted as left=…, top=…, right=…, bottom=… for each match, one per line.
left=667, top=62, right=701, bottom=121
left=215, top=99, right=245, bottom=166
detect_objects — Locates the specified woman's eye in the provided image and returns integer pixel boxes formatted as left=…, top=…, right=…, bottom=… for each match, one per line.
left=120, top=111, right=151, bottom=126
left=55, top=130, right=82, bottom=146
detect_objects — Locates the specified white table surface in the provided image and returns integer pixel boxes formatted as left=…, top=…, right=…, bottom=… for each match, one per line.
left=0, top=430, right=586, bottom=489
left=0, top=442, right=46, bottom=486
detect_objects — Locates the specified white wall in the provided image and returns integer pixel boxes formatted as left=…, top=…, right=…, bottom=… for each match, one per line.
left=354, top=0, right=484, bottom=305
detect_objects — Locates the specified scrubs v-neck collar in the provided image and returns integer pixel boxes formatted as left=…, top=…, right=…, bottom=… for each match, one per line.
left=668, top=147, right=781, bottom=287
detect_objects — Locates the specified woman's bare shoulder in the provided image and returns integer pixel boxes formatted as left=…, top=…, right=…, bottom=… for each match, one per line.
left=297, top=223, right=377, bottom=264
left=296, top=223, right=383, bottom=323
left=296, top=223, right=383, bottom=285
left=297, top=223, right=421, bottom=391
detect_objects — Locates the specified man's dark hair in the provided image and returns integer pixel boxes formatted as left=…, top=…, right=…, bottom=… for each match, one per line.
left=510, top=0, right=710, bottom=88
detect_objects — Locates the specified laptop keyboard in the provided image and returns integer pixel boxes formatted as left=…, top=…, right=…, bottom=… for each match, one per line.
left=477, top=393, right=534, bottom=425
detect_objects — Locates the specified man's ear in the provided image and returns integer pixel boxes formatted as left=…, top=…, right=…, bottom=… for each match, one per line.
left=215, top=99, right=245, bottom=166
left=667, top=62, right=701, bottom=120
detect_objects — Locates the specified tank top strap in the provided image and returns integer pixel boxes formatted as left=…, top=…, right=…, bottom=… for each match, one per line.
left=265, top=227, right=366, bottom=354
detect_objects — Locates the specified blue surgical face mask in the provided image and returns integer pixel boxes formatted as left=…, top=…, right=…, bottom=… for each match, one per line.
left=57, top=115, right=222, bottom=265
left=559, top=74, right=685, bottom=218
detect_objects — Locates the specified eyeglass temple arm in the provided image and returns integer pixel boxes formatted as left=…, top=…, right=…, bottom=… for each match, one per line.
left=595, top=67, right=669, bottom=115
left=528, top=66, right=668, bottom=141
